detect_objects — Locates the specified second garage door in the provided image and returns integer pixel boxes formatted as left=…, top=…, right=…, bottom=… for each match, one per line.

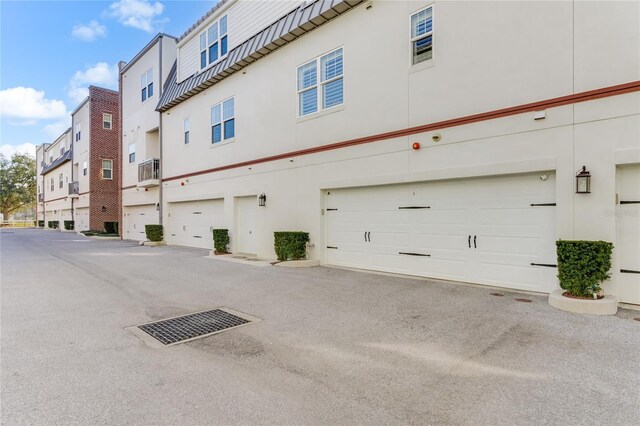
left=326, top=172, right=557, bottom=293
left=123, top=204, right=158, bottom=241
left=168, top=199, right=225, bottom=250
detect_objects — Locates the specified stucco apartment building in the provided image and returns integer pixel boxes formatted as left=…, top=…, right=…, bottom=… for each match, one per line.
left=37, top=86, right=120, bottom=232
left=121, top=0, right=639, bottom=305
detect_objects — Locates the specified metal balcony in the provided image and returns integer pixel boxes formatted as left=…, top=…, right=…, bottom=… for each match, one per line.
left=138, top=158, right=160, bottom=188
left=68, top=181, right=79, bottom=198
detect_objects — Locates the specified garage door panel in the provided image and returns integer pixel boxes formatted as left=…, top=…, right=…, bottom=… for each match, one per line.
left=169, top=199, right=224, bottom=250
left=616, top=164, right=640, bottom=304
left=476, top=262, right=555, bottom=292
left=124, top=204, right=157, bottom=241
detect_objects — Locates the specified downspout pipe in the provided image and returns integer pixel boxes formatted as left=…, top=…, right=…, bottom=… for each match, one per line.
left=158, top=36, right=164, bottom=227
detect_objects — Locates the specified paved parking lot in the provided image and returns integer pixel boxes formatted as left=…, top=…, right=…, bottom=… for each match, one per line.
left=2, top=229, right=639, bottom=425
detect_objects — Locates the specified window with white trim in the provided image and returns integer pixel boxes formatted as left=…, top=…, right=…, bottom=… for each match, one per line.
left=83, top=161, right=87, bottom=176
left=411, top=6, right=433, bottom=65
left=103, top=113, right=112, bottom=129
left=211, top=98, right=234, bottom=144
left=101, top=159, right=112, bottom=180
left=60, top=142, right=65, bottom=156
left=297, top=48, right=343, bottom=117
left=50, top=178, right=54, bottom=192
left=59, top=173, right=63, bottom=189
left=141, top=69, right=153, bottom=102
left=75, top=123, right=81, bottom=142
left=184, top=118, right=190, bottom=144
left=200, top=15, right=228, bottom=70
left=128, top=144, right=135, bottom=163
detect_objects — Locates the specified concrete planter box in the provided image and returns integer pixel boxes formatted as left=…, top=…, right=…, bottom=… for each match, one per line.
left=274, top=259, right=320, bottom=268
left=548, top=289, right=617, bottom=315
left=143, top=241, right=167, bottom=247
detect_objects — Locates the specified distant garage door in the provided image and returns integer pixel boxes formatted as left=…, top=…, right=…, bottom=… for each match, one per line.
left=123, top=204, right=158, bottom=241
left=75, top=207, right=89, bottom=232
left=616, top=164, right=640, bottom=305
left=326, top=172, right=557, bottom=293
left=168, top=199, right=225, bottom=250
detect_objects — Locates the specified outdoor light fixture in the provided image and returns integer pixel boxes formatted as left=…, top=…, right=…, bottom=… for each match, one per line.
left=412, top=142, right=421, bottom=150
left=101, top=206, right=107, bottom=212
left=258, top=193, right=267, bottom=207
left=576, top=166, right=591, bottom=194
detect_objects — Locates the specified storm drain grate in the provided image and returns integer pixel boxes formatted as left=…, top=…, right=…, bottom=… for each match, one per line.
left=138, top=309, right=251, bottom=345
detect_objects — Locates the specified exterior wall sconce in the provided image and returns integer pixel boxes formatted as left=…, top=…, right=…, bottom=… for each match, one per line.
left=258, top=193, right=267, bottom=207
left=576, top=166, right=591, bottom=194
left=101, top=206, right=107, bottom=212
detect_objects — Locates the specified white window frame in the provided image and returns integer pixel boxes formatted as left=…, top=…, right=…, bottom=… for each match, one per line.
left=101, top=159, right=113, bottom=180
left=410, top=5, right=434, bottom=66
left=83, top=161, right=87, bottom=176
left=141, top=69, right=153, bottom=102
left=296, top=47, right=344, bottom=118
left=59, top=173, right=63, bottom=189
left=199, top=15, right=228, bottom=71
left=184, top=118, right=190, bottom=145
left=210, top=97, right=235, bottom=144
left=128, top=144, right=136, bottom=163
left=75, top=123, right=81, bottom=142
left=103, top=113, right=113, bottom=130
left=50, top=178, right=54, bottom=192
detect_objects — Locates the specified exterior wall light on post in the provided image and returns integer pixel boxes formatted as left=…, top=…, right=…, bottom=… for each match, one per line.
left=258, top=193, right=267, bottom=207
left=575, top=166, right=591, bottom=194
left=101, top=206, right=107, bottom=212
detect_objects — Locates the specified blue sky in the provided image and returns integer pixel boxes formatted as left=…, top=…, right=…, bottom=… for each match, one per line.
left=0, top=0, right=219, bottom=158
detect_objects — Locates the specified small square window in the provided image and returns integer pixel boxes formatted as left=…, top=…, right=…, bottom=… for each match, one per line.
left=103, top=113, right=112, bottom=129
left=102, top=159, right=113, bottom=180
left=211, top=97, right=235, bottom=144
left=128, top=144, right=136, bottom=163
left=83, top=161, right=87, bottom=176
left=184, top=118, right=190, bottom=145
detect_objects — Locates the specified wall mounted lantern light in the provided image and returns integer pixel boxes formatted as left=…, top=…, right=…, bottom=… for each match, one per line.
left=258, top=193, right=267, bottom=207
left=101, top=206, right=107, bottom=212
left=575, top=166, right=591, bottom=194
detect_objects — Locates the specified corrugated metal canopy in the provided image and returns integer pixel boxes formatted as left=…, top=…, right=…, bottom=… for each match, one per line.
left=156, top=0, right=363, bottom=112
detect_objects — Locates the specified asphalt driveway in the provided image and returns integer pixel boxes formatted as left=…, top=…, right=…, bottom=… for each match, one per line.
left=1, top=229, right=639, bottom=425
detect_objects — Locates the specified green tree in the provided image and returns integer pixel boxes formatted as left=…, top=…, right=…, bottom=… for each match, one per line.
left=0, top=153, right=36, bottom=221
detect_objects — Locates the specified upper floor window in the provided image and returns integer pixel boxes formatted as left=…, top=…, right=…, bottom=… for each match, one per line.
left=128, top=144, right=135, bottom=163
left=211, top=97, right=234, bottom=144
left=102, top=159, right=113, bottom=180
left=75, top=123, right=81, bottom=142
left=411, top=6, right=433, bottom=65
left=49, top=152, right=53, bottom=163
left=184, top=118, right=190, bottom=145
left=200, top=15, right=228, bottom=70
left=141, top=69, right=153, bottom=102
left=83, top=161, right=87, bottom=176
left=103, top=113, right=112, bottom=129
left=50, top=178, right=54, bottom=192
left=297, top=48, right=343, bottom=117
left=59, top=173, right=63, bottom=189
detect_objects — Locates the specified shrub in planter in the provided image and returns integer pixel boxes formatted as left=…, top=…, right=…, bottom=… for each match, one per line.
left=145, top=224, right=163, bottom=242
left=556, top=240, right=613, bottom=298
left=274, top=231, right=310, bottom=261
left=48, top=221, right=59, bottom=229
left=38, top=220, right=44, bottom=227
left=63, top=220, right=75, bottom=230
left=104, top=221, right=118, bottom=235
left=213, top=229, right=230, bottom=254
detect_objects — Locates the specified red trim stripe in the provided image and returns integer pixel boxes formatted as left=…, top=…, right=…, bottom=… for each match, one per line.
left=157, top=80, right=640, bottom=183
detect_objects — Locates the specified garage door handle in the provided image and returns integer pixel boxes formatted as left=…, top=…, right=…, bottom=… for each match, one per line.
left=473, top=235, right=477, bottom=249
left=367, top=232, right=371, bottom=242
left=468, top=235, right=471, bottom=248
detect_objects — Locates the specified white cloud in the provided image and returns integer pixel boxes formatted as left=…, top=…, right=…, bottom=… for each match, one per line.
left=108, top=0, right=166, bottom=33
left=43, top=120, right=71, bottom=138
left=0, top=87, right=68, bottom=120
left=0, top=142, right=37, bottom=158
left=72, top=20, right=107, bottom=41
left=68, top=62, right=119, bottom=104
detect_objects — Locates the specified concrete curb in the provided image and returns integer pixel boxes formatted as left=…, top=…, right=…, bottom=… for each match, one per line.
left=206, top=254, right=273, bottom=267
left=143, top=241, right=167, bottom=246
left=548, top=289, right=618, bottom=315
left=274, top=259, right=320, bottom=268
left=87, top=236, right=121, bottom=241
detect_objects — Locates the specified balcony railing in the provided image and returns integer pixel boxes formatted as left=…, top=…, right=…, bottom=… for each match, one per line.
left=68, top=181, right=79, bottom=197
left=138, top=158, right=160, bottom=187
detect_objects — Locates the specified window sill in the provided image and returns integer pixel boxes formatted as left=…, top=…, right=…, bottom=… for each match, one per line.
left=409, top=58, right=434, bottom=74
left=297, top=104, right=345, bottom=124
left=209, top=138, right=235, bottom=149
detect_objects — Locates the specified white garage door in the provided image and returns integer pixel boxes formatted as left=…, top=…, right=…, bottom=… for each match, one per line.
left=616, top=165, right=640, bottom=305
left=75, top=207, right=89, bottom=232
left=123, top=204, right=158, bottom=241
left=326, top=172, right=557, bottom=293
left=169, top=199, right=225, bottom=250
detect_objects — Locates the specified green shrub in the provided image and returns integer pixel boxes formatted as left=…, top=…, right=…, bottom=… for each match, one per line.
left=556, top=240, right=613, bottom=298
left=274, top=231, right=309, bottom=261
left=48, top=221, right=59, bottom=229
left=63, top=220, right=75, bottom=230
left=38, top=220, right=44, bottom=227
left=104, top=221, right=118, bottom=235
left=213, top=229, right=230, bottom=253
left=81, top=230, right=100, bottom=236
left=145, top=224, right=163, bottom=242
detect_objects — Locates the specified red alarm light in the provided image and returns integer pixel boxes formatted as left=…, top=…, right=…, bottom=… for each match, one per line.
left=412, top=142, right=421, bottom=150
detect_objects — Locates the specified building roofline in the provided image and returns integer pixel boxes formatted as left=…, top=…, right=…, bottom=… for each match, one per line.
left=70, top=97, right=90, bottom=116
left=120, top=33, right=178, bottom=75
left=43, top=128, right=72, bottom=151
left=40, top=148, right=73, bottom=175
left=88, top=85, right=119, bottom=95
left=177, top=0, right=231, bottom=44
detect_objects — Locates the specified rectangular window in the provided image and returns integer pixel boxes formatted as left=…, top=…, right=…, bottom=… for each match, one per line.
left=200, top=15, right=228, bottom=70
left=59, top=173, right=63, bottom=189
left=60, top=143, right=65, bottom=156
left=211, top=97, right=234, bottom=144
left=128, top=144, right=135, bottom=163
left=101, top=159, right=113, bottom=180
left=75, top=123, right=81, bottom=142
left=103, top=113, right=112, bottom=129
left=141, top=69, right=153, bottom=101
left=184, top=118, right=190, bottom=144
left=411, top=6, right=433, bottom=65
left=297, top=48, right=343, bottom=117
left=83, top=161, right=87, bottom=176
left=50, top=178, right=54, bottom=192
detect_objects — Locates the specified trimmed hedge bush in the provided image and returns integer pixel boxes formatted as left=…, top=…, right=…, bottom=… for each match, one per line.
left=145, top=224, right=163, bottom=242
left=63, top=220, right=75, bottom=230
left=556, top=240, right=613, bottom=298
left=104, top=221, right=118, bottom=235
left=48, top=221, right=59, bottom=229
left=213, top=229, right=230, bottom=253
left=274, top=231, right=309, bottom=261
left=38, top=220, right=44, bottom=227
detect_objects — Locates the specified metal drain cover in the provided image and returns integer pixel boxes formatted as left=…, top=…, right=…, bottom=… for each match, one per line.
left=132, top=308, right=256, bottom=347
